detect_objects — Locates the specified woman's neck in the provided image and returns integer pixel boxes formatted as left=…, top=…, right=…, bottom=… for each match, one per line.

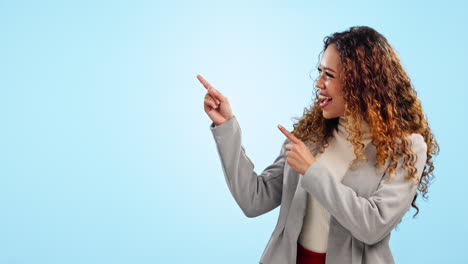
left=336, top=115, right=372, bottom=140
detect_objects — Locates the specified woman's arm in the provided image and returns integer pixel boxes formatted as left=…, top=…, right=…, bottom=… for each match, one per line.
left=210, top=116, right=287, bottom=218
left=301, top=133, right=427, bottom=245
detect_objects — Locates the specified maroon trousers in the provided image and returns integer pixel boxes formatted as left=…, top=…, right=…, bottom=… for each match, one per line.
left=296, top=242, right=327, bottom=264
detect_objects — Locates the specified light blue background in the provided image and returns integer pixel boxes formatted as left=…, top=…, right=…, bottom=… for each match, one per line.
left=0, top=0, right=466, bottom=263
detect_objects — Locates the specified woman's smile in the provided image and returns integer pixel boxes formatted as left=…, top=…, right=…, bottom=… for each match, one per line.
left=319, top=97, right=333, bottom=108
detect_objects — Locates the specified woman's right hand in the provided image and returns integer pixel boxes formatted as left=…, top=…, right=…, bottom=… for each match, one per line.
left=197, top=74, right=234, bottom=126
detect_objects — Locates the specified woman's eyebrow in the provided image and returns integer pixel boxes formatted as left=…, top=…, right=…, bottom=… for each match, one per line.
left=318, top=65, right=337, bottom=73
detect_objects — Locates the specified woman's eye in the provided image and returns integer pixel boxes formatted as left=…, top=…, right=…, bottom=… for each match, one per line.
left=318, top=68, right=334, bottom=78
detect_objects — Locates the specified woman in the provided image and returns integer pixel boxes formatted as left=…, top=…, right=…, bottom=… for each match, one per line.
left=198, top=26, right=439, bottom=264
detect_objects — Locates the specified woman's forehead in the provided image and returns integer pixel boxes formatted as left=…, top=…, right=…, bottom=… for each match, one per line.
left=321, top=44, right=342, bottom=72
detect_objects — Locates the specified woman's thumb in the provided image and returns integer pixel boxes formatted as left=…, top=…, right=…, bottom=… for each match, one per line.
left=210, top=87, right=223, bottom=103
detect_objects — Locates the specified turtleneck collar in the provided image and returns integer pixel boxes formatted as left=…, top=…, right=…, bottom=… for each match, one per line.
left=336, top=115, right=372, bottom=140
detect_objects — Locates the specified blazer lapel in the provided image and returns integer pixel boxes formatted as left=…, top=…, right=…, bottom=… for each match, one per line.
left=283, top=143, right=320, bottom=240
left=284, top=171, right=307, bottom=241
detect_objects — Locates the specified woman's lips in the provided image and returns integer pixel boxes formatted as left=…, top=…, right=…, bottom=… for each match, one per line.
left=320, top=98, right=332, bottom=108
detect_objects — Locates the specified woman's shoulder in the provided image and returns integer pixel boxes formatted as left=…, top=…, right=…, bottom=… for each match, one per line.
left=408, top=133, right=428, bottom=153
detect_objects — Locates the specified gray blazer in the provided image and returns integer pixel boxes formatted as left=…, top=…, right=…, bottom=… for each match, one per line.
left=209, top=116, right=427, bottom=264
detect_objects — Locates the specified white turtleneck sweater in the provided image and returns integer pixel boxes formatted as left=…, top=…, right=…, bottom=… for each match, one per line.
left=298, top=115, right=373, bottom=253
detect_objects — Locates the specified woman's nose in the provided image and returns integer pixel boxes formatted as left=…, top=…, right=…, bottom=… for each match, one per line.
left=315, top=78, right=325, bottom=89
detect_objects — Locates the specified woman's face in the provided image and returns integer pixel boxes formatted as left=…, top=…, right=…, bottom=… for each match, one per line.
left=315, top=43, right=345, bottom=119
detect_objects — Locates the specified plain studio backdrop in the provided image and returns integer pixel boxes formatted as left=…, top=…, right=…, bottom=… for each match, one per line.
left=0, top=0, right=466, bottom=263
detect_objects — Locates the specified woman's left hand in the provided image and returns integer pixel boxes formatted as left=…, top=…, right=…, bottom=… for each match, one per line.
left=277, top=124, right=316, bottom=175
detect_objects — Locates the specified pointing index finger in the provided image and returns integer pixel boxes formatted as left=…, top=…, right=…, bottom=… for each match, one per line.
left=277, top=124, right=300, bottom=144
left=196, top=75, right=214, bottom=91
left=197, top=74, right=224, bottom=105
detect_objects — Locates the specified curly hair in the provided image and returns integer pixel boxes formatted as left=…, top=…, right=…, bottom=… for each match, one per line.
left=289, top=26, right=439, bottom=217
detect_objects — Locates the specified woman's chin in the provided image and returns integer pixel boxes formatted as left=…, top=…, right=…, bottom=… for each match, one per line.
left=322, top=112, right=338, bottom=119
left=322, top=109, right=344, bottom=120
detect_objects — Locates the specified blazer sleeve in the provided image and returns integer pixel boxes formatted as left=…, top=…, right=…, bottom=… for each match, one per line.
left=301, top=133, right=428, bottom=245
left=209, top=116, right=288, bottom=218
